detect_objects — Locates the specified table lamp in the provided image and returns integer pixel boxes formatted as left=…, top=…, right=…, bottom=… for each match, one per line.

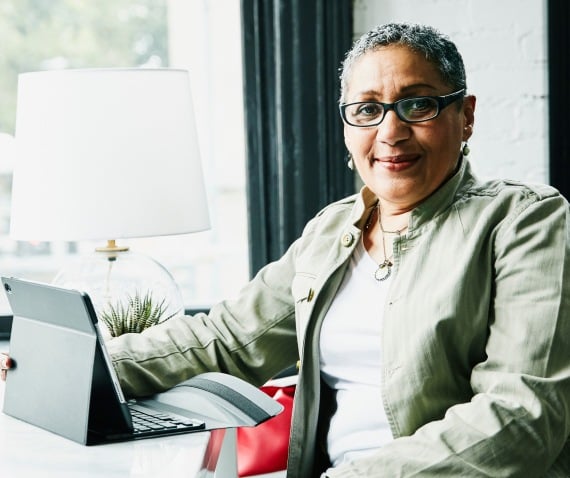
left=9, top=68, right=210, bottom=337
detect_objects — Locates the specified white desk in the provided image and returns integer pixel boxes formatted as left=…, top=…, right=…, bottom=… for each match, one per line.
left=0, top=340, right=238, bottom=478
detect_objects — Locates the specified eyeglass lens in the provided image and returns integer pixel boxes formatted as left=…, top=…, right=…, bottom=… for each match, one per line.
left=344, top=97, right=440, bottom=126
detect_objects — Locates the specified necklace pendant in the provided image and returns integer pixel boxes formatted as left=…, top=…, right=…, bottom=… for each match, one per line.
left=374, top=260, right=392, bottom=281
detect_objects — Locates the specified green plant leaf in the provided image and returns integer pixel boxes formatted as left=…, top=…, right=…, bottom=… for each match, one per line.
left=99, top=290, right=179, bottom=338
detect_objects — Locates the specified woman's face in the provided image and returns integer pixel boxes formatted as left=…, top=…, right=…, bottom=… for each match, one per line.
left=343, top=45, right=476, bottom=213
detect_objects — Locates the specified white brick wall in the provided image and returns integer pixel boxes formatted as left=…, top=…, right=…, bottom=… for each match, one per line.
left=353, top=0, right=548, bottom=183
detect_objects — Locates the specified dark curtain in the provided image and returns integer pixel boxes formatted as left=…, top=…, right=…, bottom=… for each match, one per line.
left=548, top=0, right=570, bottom=198
left=241, top=0, right=354, bottom=276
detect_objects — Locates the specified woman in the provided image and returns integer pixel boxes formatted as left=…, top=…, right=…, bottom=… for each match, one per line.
left=3, top=23, right=570, bottom=477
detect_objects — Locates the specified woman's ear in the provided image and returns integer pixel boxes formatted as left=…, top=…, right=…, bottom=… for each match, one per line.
left=462, top=95, right=476, bottom=141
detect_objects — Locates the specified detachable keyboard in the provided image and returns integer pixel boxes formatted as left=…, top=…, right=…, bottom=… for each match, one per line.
left=129, top=403, right=205, bottom=435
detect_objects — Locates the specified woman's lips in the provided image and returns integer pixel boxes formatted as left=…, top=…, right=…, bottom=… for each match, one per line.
left=374, top=154, right=420, bottom=171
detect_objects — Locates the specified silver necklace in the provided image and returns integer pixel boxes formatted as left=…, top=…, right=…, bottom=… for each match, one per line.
left=374, top=205, right=407, bottom=281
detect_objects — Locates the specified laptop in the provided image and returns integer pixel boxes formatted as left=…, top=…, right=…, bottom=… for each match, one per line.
left=1, top=277, right=283, bottom=445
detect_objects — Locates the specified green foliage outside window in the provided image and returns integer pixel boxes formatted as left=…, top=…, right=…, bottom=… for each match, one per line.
left=0, top=0, right=168, bottom=134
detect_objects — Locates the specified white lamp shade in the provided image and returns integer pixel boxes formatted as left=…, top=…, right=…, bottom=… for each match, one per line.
left=10, top=68, right=210, bottom=241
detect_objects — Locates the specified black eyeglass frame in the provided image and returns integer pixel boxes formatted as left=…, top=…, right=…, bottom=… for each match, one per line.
left=339, top=89, right=466, bottom=127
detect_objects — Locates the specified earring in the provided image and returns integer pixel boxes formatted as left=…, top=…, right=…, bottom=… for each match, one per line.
left=462, top=142, right=470, bottom=157
left=347, top=153, right=355, bottom=170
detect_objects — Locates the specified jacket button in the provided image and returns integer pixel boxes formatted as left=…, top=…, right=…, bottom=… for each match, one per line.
left=341, top=233, right=354, bottom=247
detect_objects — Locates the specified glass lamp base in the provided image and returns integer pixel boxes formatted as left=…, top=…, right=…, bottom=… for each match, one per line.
left=53, top=249, right=184, bottom=339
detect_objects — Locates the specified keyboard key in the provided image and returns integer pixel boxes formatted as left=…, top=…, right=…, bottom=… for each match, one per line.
left=129, top=404, right=205, bottom=435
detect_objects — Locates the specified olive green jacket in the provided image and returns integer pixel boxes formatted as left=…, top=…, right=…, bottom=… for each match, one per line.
left=108, top=159, right=570, bottom=477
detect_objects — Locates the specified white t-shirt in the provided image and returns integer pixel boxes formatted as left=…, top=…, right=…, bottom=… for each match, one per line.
left=319, top=237, right=393, bottom=466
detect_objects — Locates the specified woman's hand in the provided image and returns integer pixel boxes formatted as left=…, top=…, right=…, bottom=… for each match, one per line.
left=1, top=352, right=12, bottom=381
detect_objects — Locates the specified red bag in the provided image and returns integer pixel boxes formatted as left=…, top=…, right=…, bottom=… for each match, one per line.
left=237, top=383, right=296, bottom=477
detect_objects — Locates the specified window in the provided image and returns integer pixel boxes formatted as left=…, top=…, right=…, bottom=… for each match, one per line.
left=0, top=0, right=249, bottom=315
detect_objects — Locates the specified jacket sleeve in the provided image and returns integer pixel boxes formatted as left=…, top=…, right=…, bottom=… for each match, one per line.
left=326, top=189, right=570, bottom=477
left=106, top=242, right=301, bottom=397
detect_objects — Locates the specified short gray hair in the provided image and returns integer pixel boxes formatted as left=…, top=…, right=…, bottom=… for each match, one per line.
left=339, top=22, right=467, bottom=103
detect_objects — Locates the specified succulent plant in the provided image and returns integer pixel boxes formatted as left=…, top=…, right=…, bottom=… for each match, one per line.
left=99, top=290, right=179, bottom=337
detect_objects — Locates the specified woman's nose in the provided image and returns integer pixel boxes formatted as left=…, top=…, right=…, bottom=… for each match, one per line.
left=375, top=110, right=411, bottom=145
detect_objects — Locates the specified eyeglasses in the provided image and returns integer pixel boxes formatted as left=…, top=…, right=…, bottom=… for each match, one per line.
left=339, top=89, right=466, bottom=127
